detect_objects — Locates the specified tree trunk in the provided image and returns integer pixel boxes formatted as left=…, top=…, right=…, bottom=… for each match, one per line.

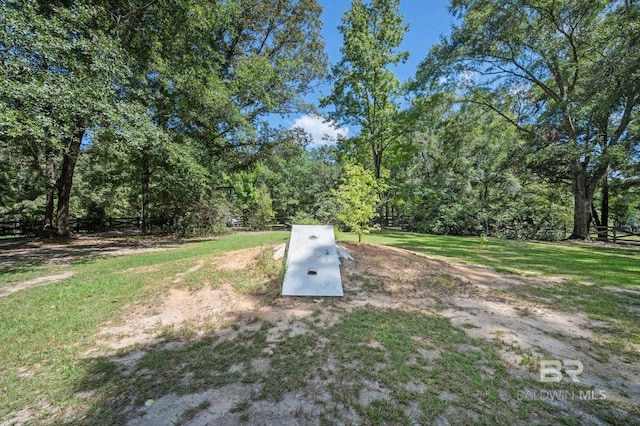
left=570, top=160, right=591, bottom=240
left=140, top=149, right=151, bottom=234
left=43, top=145, right=56, bottom=232
left=599, top=176, right=609, bottom=241
left=141, top=169, right=150, bottom=234
left=56, top=131, right=84, bottom=238
left=591, top=202, right=601, bottom=234
left=384, top=203, right=389, bottom=227
left=570, top=158, right=609, bottom=240
left=372, top=144, right=382, bottom=180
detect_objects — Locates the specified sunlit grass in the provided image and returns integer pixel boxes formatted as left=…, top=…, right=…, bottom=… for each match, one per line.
left=1, top=230, right=638, bottom=424
left=341, top=231, right=640, bottom=288
left=0, top=231, right=288, bottom=422
left=341, top=230, right=640, bottom=361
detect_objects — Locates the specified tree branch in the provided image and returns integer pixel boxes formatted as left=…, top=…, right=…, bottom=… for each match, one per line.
left=109, top=0, right=158, bottom=32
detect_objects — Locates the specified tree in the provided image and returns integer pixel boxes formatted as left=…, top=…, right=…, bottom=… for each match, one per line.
left=99, top=0, right=327, bottom=234
left=402, top=94, right=572, bottom=238
left=418, top=0, right=640, bottom=239
left=321, top=0, right=409, bottom=180
left=1, top=1, right=132, bottom=236
left=256, top=135, right=342, bottom=223
left=333, top=162, right=387, bottom=242
left=246, top=184, right=276, bottom=230
left=1, top=0, right=328, bottom=237
left=120, top=0, right=327, bottom=170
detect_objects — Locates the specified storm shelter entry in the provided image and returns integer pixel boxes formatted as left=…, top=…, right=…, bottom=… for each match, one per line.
left=281, top=225, right=344, bottom=297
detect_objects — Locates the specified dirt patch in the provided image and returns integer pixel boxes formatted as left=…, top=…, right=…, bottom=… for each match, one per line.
left=213, top=246, right=265, bottom=271
left=95, top=246, right=281, bottom=351
left=0, top=271, right=75, bottom=298
left=339, top=243, right=639, bottom=403
left=0, top=234, right=176, bottom=268
left=95, top=283, right=264, bottom=350
left=14, top=240, right=637, bottom=425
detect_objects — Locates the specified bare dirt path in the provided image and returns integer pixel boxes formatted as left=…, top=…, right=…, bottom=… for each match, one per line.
left=0, top=234, right=177, bottom=296
left=86, top=242, right=638, bottom=425
left=3, top=238, right=637, bottom=424
left=0, top=271, right=75, bottom=298
left=338, top=243, right=639, bottom=403
left=0, top=234, right=177, bottom=268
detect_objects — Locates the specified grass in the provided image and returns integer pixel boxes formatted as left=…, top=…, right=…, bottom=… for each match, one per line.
left=1, top=229, right=638, bottom=424
left=517, top=282, right=640, bottom=363
left=72, top=307, right=626, bottom=424
left=0, top=263, right=71, bottom=288
left=343, top=231, right=640, bottom=361
left=341, top=231, right=640, bottom=288
left=0, top=231, right=288, bottom=423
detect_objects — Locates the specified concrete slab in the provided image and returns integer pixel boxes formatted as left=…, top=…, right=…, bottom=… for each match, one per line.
left=336, top=244, right=353, bottom=262
left=281, top=225, right=344, bottom=297
left=272, top=243, right=287, bottom=260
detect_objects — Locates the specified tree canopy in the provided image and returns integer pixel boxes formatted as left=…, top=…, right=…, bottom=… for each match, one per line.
left=1, top=0, right=327, bottom=236
left=321, top=0, right=408, bottom=180
left=417, top=0, right=640, bottom=239
left=1, top=0, right=639, bottom=242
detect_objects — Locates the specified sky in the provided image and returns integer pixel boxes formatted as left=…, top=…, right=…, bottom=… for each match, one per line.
left=287, top=0, right=455, bottom=146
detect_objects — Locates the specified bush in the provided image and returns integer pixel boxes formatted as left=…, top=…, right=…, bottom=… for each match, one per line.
left=246, top=184, right=275, bottom=230
left=289, top=211, right=321, bottom=225
left=172, top=199, right=233, bottom=237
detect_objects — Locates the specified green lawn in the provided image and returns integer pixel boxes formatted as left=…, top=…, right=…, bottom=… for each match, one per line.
left=346, top=231, right=640, bottom=349
left=0, top=232, right=289, bottom=423
left=1, top=230, right=638, bottom=424
left=342, top=231, right=640, bottom=289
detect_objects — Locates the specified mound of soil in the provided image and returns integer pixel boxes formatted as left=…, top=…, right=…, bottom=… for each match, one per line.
left=93, top=242, right=638, bottom=425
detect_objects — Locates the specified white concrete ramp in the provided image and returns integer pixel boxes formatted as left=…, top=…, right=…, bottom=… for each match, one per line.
left=281, top=225, right=344, bottom=297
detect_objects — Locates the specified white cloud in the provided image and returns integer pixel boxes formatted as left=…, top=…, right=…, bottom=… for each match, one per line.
left=291, top=115, right=349, bottom=146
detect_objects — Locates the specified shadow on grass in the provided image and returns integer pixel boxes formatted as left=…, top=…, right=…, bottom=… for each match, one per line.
left=3, top=231, right=638, bottom=424
left=66, top=310, right=492, bottom=425
left=0, top=236, right=177, bottom=270
left=362, top=231, right=640, bottom=289
left=0, top=231, right=290, bottom=277
left=71, top=324, right=271, bottom=425
left=60, top=306, right=640, bottom=426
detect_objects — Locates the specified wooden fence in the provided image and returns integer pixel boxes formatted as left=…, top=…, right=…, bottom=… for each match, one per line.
left=2, top=216, right=638, bottom=245
left=592, top=226, right=640, bottom=244
left=0, top=217, right=142, bottom=237
left=0, top=220, right=41, bottom=237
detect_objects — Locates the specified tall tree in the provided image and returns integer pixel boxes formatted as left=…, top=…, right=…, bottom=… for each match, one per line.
left=403, top=94, right=571, bottom=238
left=1, top=1, right=132, bottom=236
left=118, top=0, right=326, bottom=162
left=418, top=0, right=640, bottom=239
left=1, top=0, right=327, bottom=236
left=321, top=0, right=408, bottom=180
left=97, top=0, right=328, bottom=231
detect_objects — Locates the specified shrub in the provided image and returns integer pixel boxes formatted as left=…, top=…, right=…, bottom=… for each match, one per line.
left=246, top=184, right=275, bottom=230
left=289, top=211, right=321, bottom=225
left=172, top=199, right=233, bottom=237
